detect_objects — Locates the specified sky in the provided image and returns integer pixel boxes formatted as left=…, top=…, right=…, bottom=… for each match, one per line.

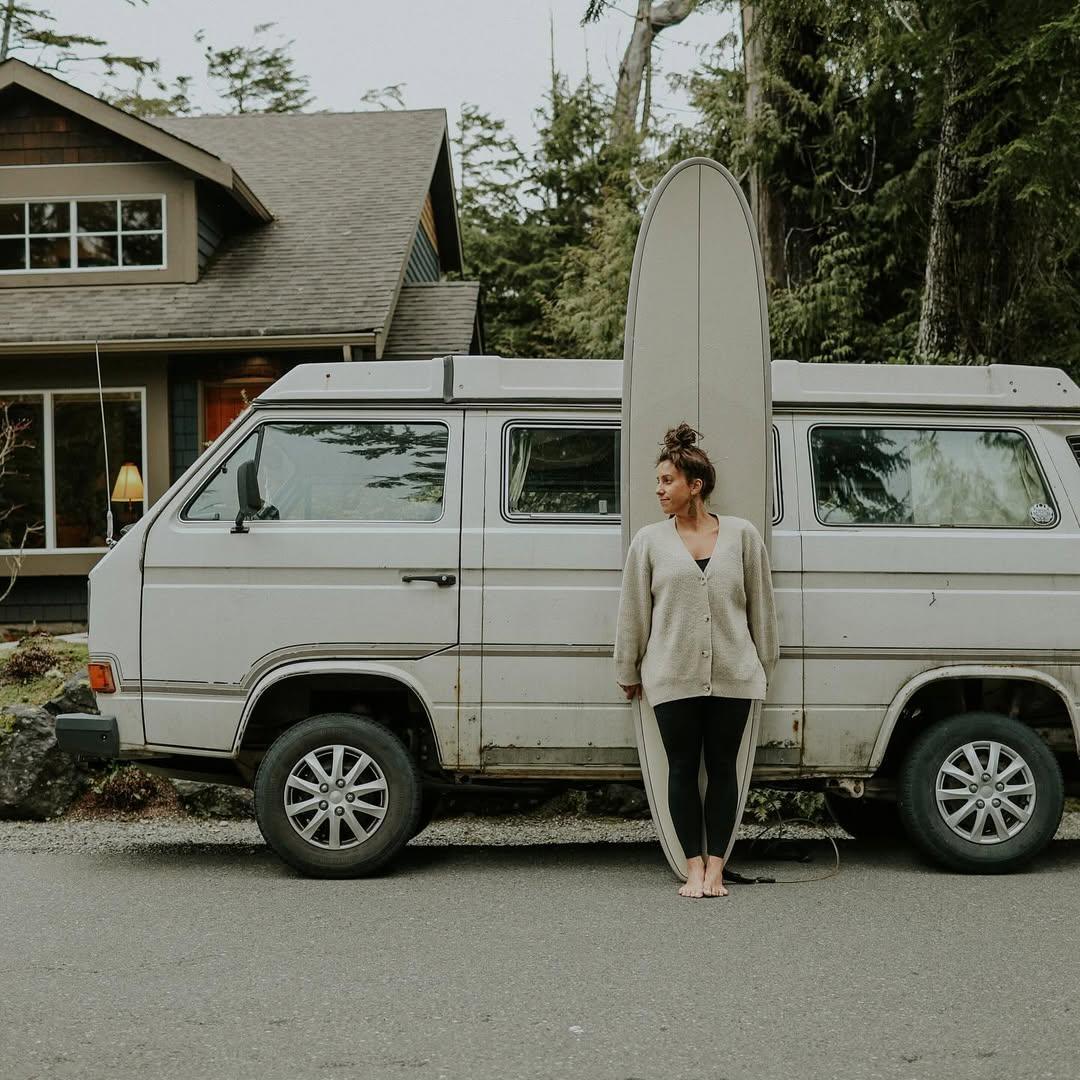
left=34, top=0, right=739, bottom=151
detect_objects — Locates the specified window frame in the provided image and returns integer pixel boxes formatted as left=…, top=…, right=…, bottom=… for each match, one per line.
left=500, top=419, right=622, bottom=525
left=179, top=416, right=453, bottom=526
left=0, top=195, right=167, bottom=275
left=771, top=424, right=783, bottom=526
left=807, top=421, right=1060, bottom=530
left=0, top=386, right=148, bottom=554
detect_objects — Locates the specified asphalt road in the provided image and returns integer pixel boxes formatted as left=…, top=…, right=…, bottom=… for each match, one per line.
left=3, top=830, right=1078, bottom=1080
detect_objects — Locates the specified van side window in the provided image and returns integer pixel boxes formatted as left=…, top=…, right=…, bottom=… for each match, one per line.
left=184, top=421, right=449, bottom=523
left=505, top=424, right=619, bottom=520
left=810, top=426, right=1057, bottom=528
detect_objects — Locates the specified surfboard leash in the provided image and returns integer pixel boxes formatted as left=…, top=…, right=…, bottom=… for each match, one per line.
left=726, top=807, right=845, bottom=885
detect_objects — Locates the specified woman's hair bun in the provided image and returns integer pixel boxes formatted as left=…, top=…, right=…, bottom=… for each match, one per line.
left=662, top=422, right=700, bottom=453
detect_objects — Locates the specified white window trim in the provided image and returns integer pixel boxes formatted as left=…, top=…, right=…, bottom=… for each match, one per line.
left=0, top=194, right=167, bottom=274
left=0, top=386, right=148, bottom=554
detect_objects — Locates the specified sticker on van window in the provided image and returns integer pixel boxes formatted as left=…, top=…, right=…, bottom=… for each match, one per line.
left=1029, top=503, right=1055, bottom=525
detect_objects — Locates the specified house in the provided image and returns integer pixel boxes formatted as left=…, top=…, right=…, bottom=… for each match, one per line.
left=0, top=59, right=482, bottom=626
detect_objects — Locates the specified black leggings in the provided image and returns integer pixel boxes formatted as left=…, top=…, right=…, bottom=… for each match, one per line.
left=652, top=695, right=752, bottom=859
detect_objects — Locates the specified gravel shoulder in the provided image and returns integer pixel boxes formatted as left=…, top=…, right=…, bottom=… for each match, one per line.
left=3, top=809, right=1079, bottom=855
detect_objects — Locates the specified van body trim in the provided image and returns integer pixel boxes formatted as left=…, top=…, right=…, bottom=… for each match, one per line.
left=869, top=665, right=1080, bottom=772
left=800, top=647, right=1080, bottom=664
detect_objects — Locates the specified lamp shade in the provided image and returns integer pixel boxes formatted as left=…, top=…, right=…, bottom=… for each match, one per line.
left=111, top=462, right=144, bottom=504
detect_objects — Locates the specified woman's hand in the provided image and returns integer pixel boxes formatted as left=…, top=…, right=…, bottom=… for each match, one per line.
left=619, top=682, right=643, bottom=700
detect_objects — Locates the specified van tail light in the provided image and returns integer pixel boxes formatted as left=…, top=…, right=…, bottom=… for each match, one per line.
left=87, top=662, right=116, bottom=694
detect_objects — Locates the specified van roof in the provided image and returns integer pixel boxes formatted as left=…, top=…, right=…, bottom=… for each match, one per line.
left=255, top=355, right=1080, bottom=412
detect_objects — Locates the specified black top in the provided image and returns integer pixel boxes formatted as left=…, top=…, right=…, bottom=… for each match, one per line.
left=695, top=557, right=710, bottom=572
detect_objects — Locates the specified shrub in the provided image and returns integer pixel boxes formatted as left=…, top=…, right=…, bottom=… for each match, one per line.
left=92, top=766, right=171, bottom=812
left=3, top=637, right=59, bottom=683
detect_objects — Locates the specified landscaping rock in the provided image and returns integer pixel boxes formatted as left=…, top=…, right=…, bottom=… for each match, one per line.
left=173, top=780, right=254, bottom=819
left=583, top=782, right=651, bottom=819
left=43, top=671, right=97, bottom=717
left=0, top=705, right=87, bottom=819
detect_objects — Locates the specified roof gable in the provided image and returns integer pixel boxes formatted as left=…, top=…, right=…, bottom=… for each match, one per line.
left=0, top=58, right=269, bottom=221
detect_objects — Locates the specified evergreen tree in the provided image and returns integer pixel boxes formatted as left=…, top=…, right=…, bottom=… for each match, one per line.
left=199, top=22, right=312, bottom=114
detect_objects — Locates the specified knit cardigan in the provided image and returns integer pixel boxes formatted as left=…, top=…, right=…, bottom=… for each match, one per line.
left=614, top=514, right=780, bottom=706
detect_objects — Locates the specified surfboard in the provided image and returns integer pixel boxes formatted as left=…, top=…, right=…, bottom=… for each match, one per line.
left=621, top=158, right=773, bottom=881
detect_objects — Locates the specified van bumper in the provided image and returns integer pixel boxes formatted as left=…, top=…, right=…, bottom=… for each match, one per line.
left=55, top=714, right=119, bottom=758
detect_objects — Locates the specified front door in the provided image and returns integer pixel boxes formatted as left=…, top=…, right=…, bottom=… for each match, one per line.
left=140, top=408, right=463, bottom=751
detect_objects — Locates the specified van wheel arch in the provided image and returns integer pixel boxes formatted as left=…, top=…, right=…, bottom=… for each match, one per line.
left=872, top=672, right=1076, bottom=782
left=235, top=669, right=447, bottom=786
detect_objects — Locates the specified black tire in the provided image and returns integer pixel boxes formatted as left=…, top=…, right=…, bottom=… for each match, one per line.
left=410, top=789, right=443, bottom=839
left=897, top=711, right=1064, bottom=874
left=823, top=792, right=904, bottom=841
left=254, top=712, right=422, bottom=878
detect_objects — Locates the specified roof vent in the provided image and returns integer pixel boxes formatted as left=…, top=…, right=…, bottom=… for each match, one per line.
left=1068, top=435, right=1080, bottom=467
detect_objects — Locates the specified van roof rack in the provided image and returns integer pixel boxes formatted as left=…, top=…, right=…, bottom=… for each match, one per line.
left=255, top=355, right=1080, bottom=411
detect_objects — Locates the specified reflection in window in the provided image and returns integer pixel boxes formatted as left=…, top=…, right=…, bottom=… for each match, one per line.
left=0, top=397, right=45, bottom=551
left=0, top=391, right=144, bottom=551
left=0, top=197, right=165, bottom=272
left=507, top=426, right=620, bottom=517
left=811, top=426, right=1055, bottom=527
left=185, top=422, right=449, bottom=523
left=54, top=393, right=144, bottom=547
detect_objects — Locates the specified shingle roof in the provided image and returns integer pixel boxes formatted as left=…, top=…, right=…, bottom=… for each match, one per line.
left=383, top=282, right=480, bottom=358
left=0, top=109, right=470, bottom=346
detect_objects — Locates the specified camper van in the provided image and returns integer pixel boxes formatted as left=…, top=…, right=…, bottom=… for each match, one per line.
left=56, top=356, right=1080, bottom=878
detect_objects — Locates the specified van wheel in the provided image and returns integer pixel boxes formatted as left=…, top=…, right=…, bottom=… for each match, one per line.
left=897, top=711, right=1063, bottom=874
left=411, top=790, right=442, bottom=838
left=254, top=713, right=422, bottom=878
left=823, top=792, right=903, bottom=841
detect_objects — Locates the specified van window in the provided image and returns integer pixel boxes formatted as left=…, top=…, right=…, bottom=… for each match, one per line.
left=505, top=424, right=619, bottom=520
left=810, top=425, right=1056, bottom=527
left=184, top=421, right=449, bottom=523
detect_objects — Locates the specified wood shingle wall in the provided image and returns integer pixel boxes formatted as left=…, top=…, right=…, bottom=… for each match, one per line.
left=0, top=86, right=156, bottom=167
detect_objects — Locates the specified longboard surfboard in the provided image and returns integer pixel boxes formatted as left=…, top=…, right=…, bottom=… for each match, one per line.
left=621, top=158, right=773, bottom=881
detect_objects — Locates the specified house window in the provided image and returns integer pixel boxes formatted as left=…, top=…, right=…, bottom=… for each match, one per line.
left=0, top=197, right=165, bottom=273
left=0, top=389, right=146, bottom=551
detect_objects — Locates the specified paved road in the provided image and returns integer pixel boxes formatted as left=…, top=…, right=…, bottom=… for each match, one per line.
left=3, top=830, right=1078, bottom=1080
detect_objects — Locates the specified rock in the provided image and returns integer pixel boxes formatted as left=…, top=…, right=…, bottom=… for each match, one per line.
left=44, top=671, right=98, bottom=717
left=0, top=706, right=88, bottom=819
left=583, top=782, right=651, bottom=819
left=173, top=780, right=254, bottom=819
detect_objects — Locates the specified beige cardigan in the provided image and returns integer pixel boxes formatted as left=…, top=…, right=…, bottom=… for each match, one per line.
left=614, top=514, right=779, bottom=706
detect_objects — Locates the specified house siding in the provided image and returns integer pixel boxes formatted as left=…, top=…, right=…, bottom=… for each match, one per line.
left=0, top=85, right=156, bottom=167
left=0, top=575, right=88, bottom=625
left=405, top=224, right=440, bottom=282
left=197, top=196, right=225, bottom=272
left=170, top=378, right=200, bottom=481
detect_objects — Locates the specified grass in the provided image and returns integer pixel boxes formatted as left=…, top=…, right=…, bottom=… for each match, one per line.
left=0, top=641, right=90, bottom=710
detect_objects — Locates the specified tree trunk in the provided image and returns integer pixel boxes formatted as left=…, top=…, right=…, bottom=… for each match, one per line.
left=609, top=0, right=696, bottom=146
left=917, top=23, right=995, bottom=360
left=741, top=1, right=786, bottom=293
left=1, top=0, right=16, bottom=62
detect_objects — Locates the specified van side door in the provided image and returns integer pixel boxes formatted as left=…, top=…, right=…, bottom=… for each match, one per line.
left=139, top=408, right=463, bottom=752
left=478, top=411, right=630, bottom=771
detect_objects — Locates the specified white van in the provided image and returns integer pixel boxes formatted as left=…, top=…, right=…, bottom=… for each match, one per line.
left=56, top=356, right=1080, bottom=878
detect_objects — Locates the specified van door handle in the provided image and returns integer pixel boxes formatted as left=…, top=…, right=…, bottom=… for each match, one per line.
left=401, top=573, right=456, bottom=587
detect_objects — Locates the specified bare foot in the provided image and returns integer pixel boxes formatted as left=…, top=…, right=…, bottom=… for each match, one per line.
left=703, top=855, right=728, bottom=897
left=679, top=857, right=705, bottom=898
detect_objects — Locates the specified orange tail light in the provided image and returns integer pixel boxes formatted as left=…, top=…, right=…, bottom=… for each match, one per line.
left=87, top=662, right=116, bottom=694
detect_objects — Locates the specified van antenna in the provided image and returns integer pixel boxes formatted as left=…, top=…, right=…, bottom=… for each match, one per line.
left=94, top=339, right=115, bottom=547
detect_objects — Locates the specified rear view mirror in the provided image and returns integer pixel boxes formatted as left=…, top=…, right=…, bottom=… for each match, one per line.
left=231, top=460, right=262, bottom=534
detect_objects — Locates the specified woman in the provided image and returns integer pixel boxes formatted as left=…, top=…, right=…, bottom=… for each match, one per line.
left=614, top=423, right=779, bottom=899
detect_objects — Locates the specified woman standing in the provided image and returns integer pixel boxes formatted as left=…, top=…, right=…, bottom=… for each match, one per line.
left=615, top=423, right=779, bottom=898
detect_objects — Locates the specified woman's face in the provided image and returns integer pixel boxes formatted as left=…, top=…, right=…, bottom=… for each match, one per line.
left=656, top=458, right=702, bottom=515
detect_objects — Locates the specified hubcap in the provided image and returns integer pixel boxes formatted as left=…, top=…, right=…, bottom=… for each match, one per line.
left=934, top=740, right=1036, bottom=845
left=283, top=743, right=389, bottom=849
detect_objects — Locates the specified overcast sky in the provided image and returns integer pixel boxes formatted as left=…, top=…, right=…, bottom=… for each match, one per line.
left=38, top=0, right=738, bottom=151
